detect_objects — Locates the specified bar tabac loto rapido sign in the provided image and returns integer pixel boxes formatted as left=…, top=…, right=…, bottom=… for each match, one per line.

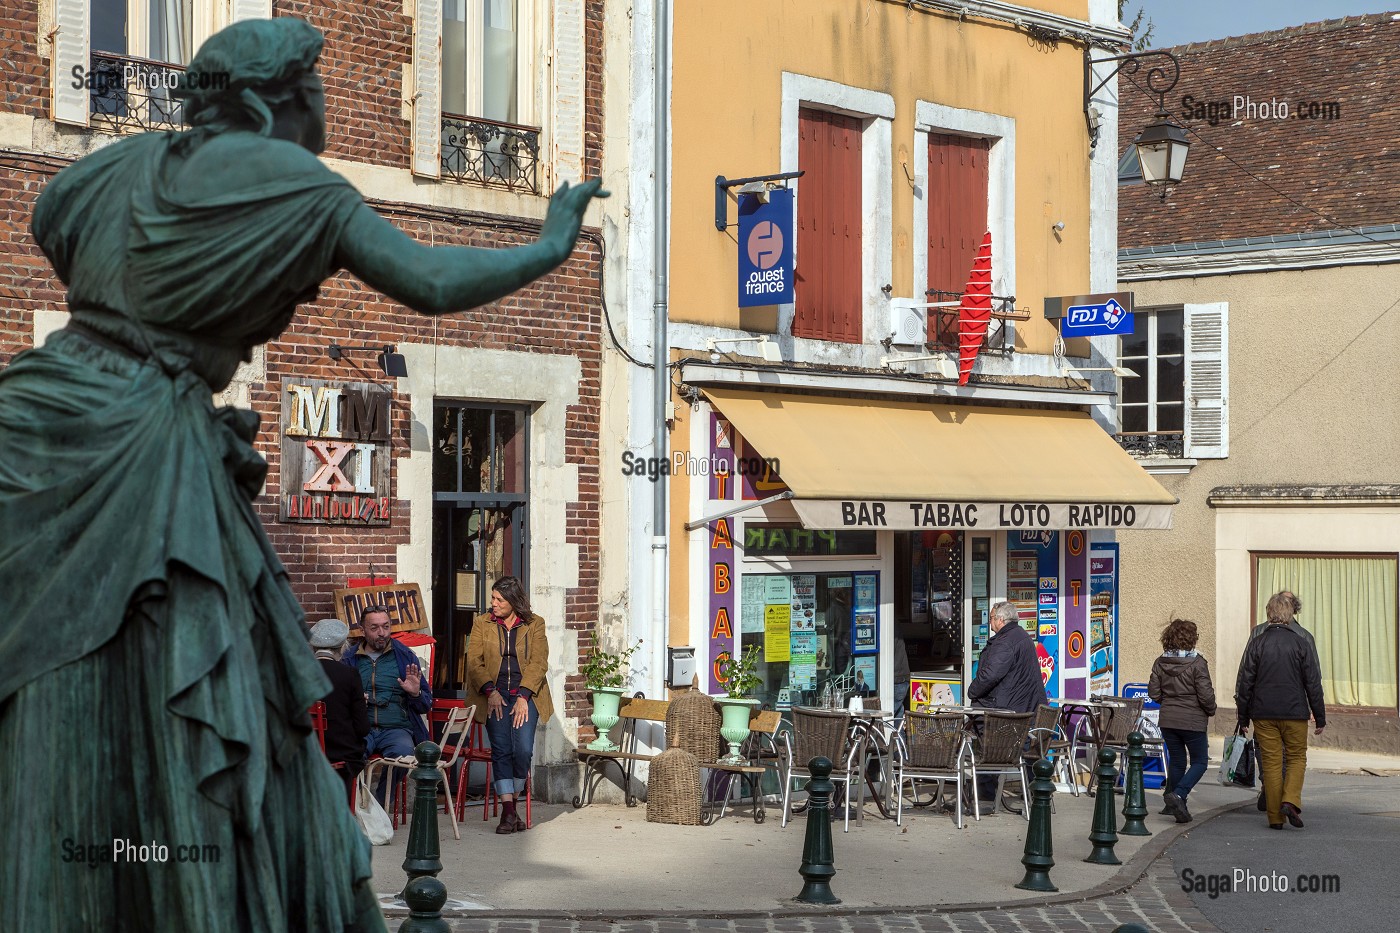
left=279, top=378, right=392, bottom=525
left=792, top=499, right=1173, bottom=531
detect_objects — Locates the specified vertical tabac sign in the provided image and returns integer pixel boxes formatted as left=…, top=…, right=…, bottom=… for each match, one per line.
left=708, top=516, right=735, bottom=691
left=280, top=378, right=393, bottom=525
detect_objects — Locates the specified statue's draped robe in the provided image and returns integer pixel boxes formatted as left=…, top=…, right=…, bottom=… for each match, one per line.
left=0, top=129, right=385, bottom=931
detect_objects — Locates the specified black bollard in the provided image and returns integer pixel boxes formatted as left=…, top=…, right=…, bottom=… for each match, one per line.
left=399, top=742, right=450, bottom=933
left=794, top=756, right=841, bottom=904
left=1015, top=758, right=1057, bottom=892
left=1120, top=732, right=1151, bottom=837
left=1085, top=748, right=1121, bottom=865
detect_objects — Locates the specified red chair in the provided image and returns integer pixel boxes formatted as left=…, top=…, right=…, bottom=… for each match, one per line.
left=310, top=700, right=356, bottom=809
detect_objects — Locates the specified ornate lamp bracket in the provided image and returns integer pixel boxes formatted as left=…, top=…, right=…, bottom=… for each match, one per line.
left=1083, top=48, right=1181, bottom=148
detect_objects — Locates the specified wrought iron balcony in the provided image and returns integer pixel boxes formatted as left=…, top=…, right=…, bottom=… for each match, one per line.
left=1116, top=431, right=1185, bottom=458
left=923, top=289, right=1024, bottom=353
left=441, top=114, right=541, bottom=194
left=88, top=52, right=187, bottom=133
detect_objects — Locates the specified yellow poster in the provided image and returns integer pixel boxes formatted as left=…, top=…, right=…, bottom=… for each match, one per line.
left=765, top=605, right=792, bottom=661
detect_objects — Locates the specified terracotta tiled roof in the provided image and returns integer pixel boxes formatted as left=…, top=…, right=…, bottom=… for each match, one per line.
left=1117, top=13, right=1400, bottom=249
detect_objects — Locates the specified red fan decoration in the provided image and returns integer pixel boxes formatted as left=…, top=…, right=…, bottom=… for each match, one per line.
left=957, top=232, right=993, bottom=386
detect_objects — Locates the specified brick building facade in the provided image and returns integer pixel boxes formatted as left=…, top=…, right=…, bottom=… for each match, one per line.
left=0, top=0, right=608, bottom=796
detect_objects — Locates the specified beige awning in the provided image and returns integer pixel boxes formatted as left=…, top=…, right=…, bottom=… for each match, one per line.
left=702, top=387, right=1176, bottom=531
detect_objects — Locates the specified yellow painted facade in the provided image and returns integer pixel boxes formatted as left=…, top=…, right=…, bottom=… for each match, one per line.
left=669, top=0, right=1096, bottom=354
left=665, top=0, right=1107, bottom=643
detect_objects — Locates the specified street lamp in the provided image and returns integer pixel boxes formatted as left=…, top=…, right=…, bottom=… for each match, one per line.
left=1085, top=48, right=1190, bottom=195
left=1133, top=111, right=1190, bottom=187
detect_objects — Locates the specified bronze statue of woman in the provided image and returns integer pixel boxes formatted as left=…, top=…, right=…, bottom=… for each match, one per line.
left=0, top=18, right=604, bottom=931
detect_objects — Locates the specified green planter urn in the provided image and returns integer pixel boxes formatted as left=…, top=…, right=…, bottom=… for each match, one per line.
left=716, top=697, right=760, bottom=763
left=587, top=687, right=626, bottom=751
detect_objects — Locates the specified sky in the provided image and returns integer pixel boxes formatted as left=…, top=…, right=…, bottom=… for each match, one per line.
left=1130, top=0, right=1400, bottom=47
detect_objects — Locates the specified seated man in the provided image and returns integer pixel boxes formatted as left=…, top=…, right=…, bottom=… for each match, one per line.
left=309, top=618, right=370, bottom=800
left=966, top=600, right=1047, bottom=812
left=342, top=606, right=433, bottom=798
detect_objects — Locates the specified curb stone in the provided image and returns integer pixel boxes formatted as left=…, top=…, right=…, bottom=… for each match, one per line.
left=381, top=799, right=1255, bottom=920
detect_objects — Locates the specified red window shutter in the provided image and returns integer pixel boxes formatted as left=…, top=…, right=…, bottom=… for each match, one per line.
left=927, top=133, right=989, bottom=346
left=796, top=108, right=863, bottom=343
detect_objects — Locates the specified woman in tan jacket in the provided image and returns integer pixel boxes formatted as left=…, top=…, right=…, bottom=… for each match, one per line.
left=466, top=576, right=554, bottom=834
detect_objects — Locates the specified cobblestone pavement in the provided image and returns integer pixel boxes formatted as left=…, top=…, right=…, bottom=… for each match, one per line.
left=391, top=854, right=1220, bottom=933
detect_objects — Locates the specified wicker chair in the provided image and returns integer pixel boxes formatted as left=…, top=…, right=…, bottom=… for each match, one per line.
left=1028, top=704, right=1077, bottom=798
left=893, top=711, right=974, bottom=828
left=779, top=707, right=862, bottom=832
left=969, top=710, right=1034, bottom=820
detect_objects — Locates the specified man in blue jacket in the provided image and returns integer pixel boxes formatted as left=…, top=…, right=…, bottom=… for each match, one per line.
left=967, top=601, right=1048, bottom=811
left=342, top=606, right=433, bottom=789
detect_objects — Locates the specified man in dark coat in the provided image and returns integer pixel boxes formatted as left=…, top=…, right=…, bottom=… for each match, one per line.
left=1235, top=590, right=1326, bottom=829
left=967, top=601, right=1048, bottom=809
left=309, top=618, right=370, bottom=802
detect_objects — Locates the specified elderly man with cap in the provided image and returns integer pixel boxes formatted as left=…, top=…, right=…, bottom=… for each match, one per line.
left=309, top=618, right=371, bottom=800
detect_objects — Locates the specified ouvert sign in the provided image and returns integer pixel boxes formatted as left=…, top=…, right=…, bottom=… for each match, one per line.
left=279, top=378, right=393, bottom=525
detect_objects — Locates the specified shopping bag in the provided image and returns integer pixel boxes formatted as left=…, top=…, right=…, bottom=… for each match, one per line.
left=1231, top=738, right=1257, bottom=788
left=354, top=776, right=394, bottom=845
left=1217, top=733, right=1247, bottom=785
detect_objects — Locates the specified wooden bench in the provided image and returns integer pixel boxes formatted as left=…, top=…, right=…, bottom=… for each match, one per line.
left=700, top=709, right=784, bottom=824
left=573, top=696, right=670, bottom=808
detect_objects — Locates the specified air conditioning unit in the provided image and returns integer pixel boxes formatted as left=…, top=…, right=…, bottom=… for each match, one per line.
left=887, top=299, right=927, bottom=347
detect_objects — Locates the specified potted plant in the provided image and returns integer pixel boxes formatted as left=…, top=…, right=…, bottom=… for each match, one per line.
left=715, top=644, right=763, bottom=763
left=581, top=633, right=642, bottom=751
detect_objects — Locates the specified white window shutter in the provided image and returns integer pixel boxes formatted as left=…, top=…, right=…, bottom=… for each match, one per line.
left=1184, top=302, right=1229, bottom=459
left=411, top=0, right=443, bottom=178
left=552, top=0, right=586, bottom=184
left=230, top=0, right=273, bottom=21
left=50, top=0, right=89, bottom=127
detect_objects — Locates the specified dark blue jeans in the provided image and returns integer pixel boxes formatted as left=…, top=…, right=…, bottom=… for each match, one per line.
left=1161, top=727, right=1210, bottom=801
left=484, top=697, right=539, bottom=796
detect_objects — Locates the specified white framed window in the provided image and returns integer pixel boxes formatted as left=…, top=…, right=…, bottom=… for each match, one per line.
left=51, top=0, right=260, bottom=128
left=779, top=73, right=894, bottom=346
left=1119, top=302, right=1228, bottom=459
left=912, top=102, right=1016, bottom=313
left=414, top=0, right=581, bottom=192
left=441, top=0, right=535, bottom=126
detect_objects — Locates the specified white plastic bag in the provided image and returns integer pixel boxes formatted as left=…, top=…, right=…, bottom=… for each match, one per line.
left=1217, top=732, right=1247, bottom=785
left=354, top=776, right=394, bottom=845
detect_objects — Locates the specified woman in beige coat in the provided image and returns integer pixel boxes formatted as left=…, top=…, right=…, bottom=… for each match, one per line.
left=466, top=576, right=554, bottom=834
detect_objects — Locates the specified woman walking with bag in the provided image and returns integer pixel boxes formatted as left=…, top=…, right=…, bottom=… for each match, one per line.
left=466, top=576, right=554, bottom=834
left=1149, top=618, right=1217, bottom=823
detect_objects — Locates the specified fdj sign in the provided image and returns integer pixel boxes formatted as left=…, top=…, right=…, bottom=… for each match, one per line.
left=737, top=188, right=795, bottom=307
left=1061, top=298, right=1132, bottom=337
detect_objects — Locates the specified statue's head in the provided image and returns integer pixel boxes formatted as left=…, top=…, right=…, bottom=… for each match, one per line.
left=175, top=18, right=326, bottom=153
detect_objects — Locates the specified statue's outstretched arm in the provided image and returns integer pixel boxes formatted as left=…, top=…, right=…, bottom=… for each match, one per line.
left=333, top=179, right=607, bottom=316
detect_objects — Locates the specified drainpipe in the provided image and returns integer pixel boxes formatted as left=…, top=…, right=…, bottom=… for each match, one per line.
left=650, top=0, right=671, bottom=700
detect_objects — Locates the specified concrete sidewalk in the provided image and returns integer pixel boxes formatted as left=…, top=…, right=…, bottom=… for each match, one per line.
left=370, top=777, right=1259, bottom=918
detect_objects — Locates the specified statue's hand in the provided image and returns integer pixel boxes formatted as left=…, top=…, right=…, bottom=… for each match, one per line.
left=539, top=178, right=609, bottom=262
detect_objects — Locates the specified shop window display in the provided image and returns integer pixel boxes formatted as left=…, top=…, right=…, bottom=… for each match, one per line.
left=737, top=572, right=879, bottom=709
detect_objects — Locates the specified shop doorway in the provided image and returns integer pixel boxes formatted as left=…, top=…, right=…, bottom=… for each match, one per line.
left=430, top=402, right=530, bottom=692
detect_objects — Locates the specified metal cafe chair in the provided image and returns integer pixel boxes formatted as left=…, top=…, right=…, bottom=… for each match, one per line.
left=968, top=710, right=1034, bottom=821
left=892, top=710, right=975, bottom=828
left=1028, top=703, right=1077, bottom=799
left=778, top=707, right=863, bottom=832
left=1090, top=696, right=1144, bottom=794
